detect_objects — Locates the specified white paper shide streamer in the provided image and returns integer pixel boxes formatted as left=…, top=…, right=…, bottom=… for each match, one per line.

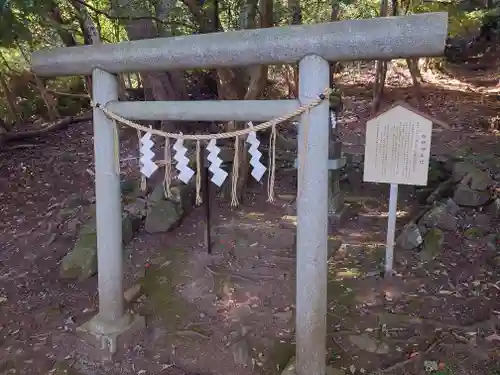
left=173, top=138, right=194, bottom=184
left=206, top=139, right=228, bottom=187
left=245, top=122, right=266, bottom=181
left=139, top=132, right=158, bottom=178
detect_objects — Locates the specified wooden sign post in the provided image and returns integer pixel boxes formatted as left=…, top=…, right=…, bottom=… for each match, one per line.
left=363, top=102, right=436, bottom=276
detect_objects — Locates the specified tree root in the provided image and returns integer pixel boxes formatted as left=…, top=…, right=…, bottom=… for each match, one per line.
left=0, top=112, right=92, bottom=147
left=205, top=265, right=257, bottom=283
left=375, top=311, right=500, bottom=333
left=168, top=330, right=211, bottom=339
left=381, top=332, right=443, bottom=373
left=426, top=177, right=455, bottom=205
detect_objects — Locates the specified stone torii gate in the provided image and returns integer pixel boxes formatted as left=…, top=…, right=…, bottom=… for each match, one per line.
left=31, top=13, right=447, bottom=375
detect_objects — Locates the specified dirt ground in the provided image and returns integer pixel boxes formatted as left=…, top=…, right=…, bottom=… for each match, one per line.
left=1, top=58, right=500, bottom=375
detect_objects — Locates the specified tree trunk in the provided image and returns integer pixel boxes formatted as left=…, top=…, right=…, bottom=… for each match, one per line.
left=407, top=58, right=424, bottom=108
left=0, top=73, right=20, bottom=124
left=286, top=0, right=302, bottom=101
left=181, top=0, right=272, bottom=201
left=110, top=0, right=188, bottom=131
left=372, top=0, right=389, bottom=113
left=394, top=0, right=425, bottom=107
left=255, top=0, right=273, bottom=97
left=154, top=0, right=189, bottom=102
left=16, top=43, right=59, bottom=121
left=329, top=0, right=340, bottom=78
left=331, top=0, right=340, bottom=21
left=113, top=0, right=188, bottom=131
left=49, top=2, right=92, bottom=95
left=287, top=0, right=302, bottom=25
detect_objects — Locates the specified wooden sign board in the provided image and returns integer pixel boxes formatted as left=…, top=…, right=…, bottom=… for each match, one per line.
left=363, top=103, right=433, bottom=186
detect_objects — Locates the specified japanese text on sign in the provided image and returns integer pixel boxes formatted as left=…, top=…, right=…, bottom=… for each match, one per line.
left=363, top=105, right=432, bottom=186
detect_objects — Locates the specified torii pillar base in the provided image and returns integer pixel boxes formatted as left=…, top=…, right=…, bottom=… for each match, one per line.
left=76, top=313, right=146, bottom=361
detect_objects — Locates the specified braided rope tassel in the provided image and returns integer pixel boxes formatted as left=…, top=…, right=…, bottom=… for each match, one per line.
left=195, top=140, right=202, bottom=205
left=267, top=124, right=277, bottom=203
left=163, top=136, right=172, bottom=199
left=231, top=136, right=240, bottom=207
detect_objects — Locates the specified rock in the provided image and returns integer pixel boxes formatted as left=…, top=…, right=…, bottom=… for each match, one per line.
left=428, top=160, right=448, bottom=184
left=273, top=310, right=293, bottom=324
left=461, top=169, right=493, bottom=191
left=280, top=357, right=297, bottom=375
left=425, top=179, right=456, bottom=205
left=122, top=212, right=142, bottom=244
left=485, top=198, right=500, bottom=218
left=261, top=340, right=295, bottom=373
left=445, top=198, right=460, bottom=215
left=60, top=213, right=138, bottom=280
left=120, top=179, right=140, bottom=197
left=231, top=337, right=253, bottom=368
left=348, top=333, right=389, bottom=354
left=473, top=213, right=491, bottom=228
left=463, top=227, right=486, bottom=240
left=485, top=233, right=499, bottom=251
left=145, top=199, right=182, bottom=233
left=144, top=182, right=196, bottom=233
left=328, top=237, right=343, bottom=257
left=453, top=184, right=491, bottom=207
left=123, top=198, right=147, bottom=219
left=346, top=168, right=363, bottom=189
left=451, top=162, right=479, bottom=182
left=169, top=183, right=196, bottom=213
left=418, top=204, right=458, bottom=231
left=60, top=231, right=97, bottom=280
left=0, top=360, right=14, bottom=374
left=477, top=154, right=500, bottom=176
left=415, top=187, right=435, bottom=204
left=145, top=184, right=183, bottom=233
left=397, top=223, right=423, bottom=250
left=124, top=283, right=142, bottom=303
left=420, top=228, right=444, bottom=261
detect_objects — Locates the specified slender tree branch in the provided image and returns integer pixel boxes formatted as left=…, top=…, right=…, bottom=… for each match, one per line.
left=72, top=0, right=197, bottom=31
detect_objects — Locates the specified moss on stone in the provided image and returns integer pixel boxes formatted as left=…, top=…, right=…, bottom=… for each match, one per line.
left=264, top=341, right=296, bottom=374
left=139, top=248, right=190, bottom=331
left=464, top=226, right=485, bottom=239
left=420, top=228, right=444, bottom=262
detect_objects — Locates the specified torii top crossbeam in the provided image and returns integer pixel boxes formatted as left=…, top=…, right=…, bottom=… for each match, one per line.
left=31, top=13, right=448, bottom=77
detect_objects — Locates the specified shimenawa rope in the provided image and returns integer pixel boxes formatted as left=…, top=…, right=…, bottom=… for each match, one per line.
left=92, top=87, right=332, bottom=206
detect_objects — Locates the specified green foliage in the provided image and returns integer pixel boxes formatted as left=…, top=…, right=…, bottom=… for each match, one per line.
left=412, top=0, right=492, bottom=37
left=0, top=5, right=33, bottom=46
left=339, top=0, right=380, bottom=20
left=0, top=0, right=497, bottom=125
left=0, top=0, right=58, bottom=47
left=483, top=6, right=500, bottom=27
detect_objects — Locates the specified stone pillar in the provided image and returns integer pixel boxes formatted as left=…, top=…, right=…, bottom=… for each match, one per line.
left=296, top=55, right=330, bottom=375
left=77, top=68, right=145, bottom=359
